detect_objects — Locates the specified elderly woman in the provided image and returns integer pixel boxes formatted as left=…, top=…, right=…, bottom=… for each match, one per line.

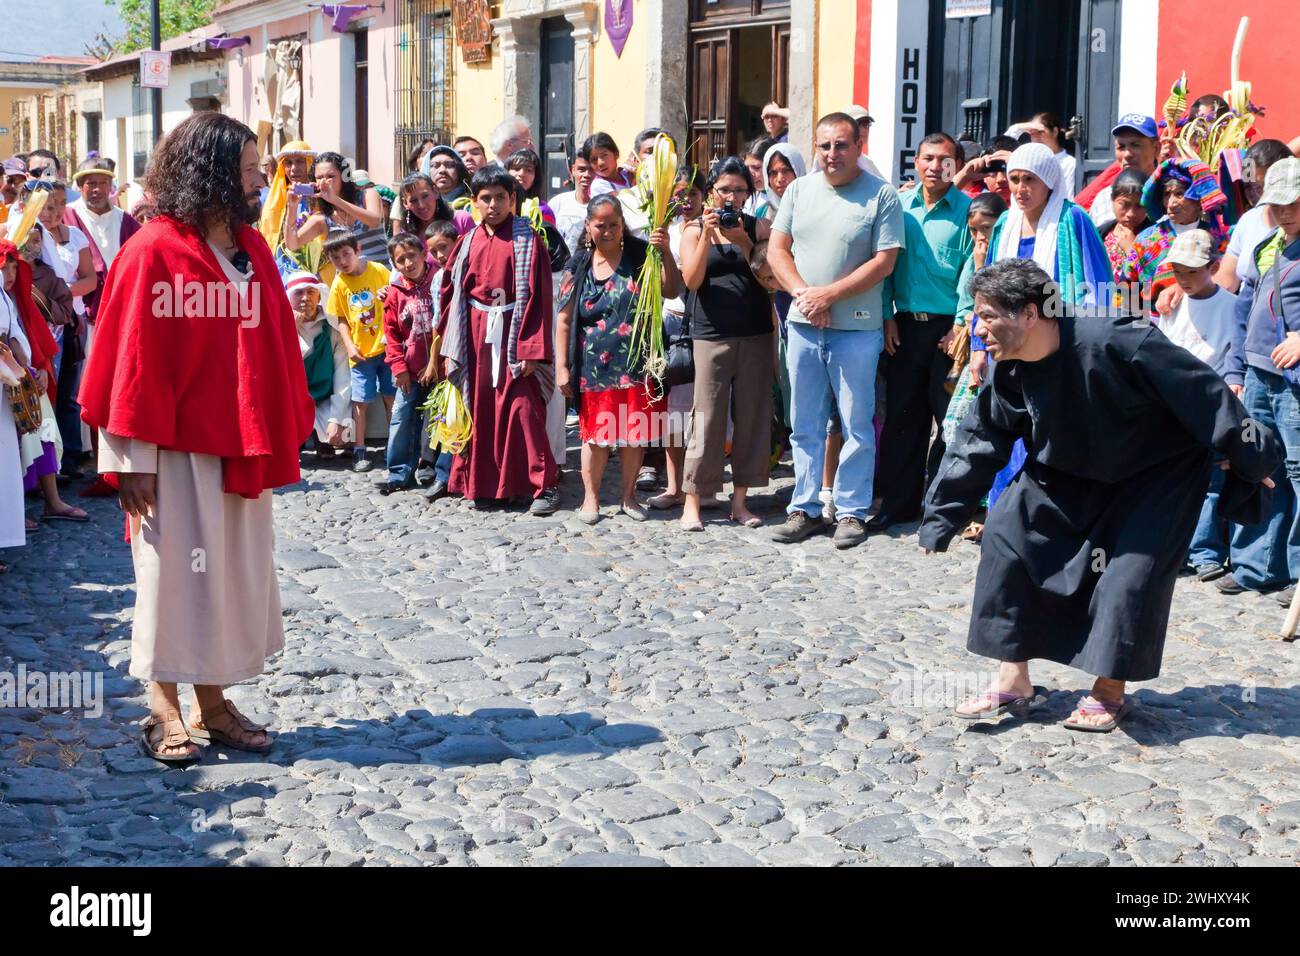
left=965, top=142, right=1111, bottom=514
left=555, top=195, right=683, bottom=523
left=1120, top=157, right=1228, bottom=314
left=288, top=270, right=352, bottom=460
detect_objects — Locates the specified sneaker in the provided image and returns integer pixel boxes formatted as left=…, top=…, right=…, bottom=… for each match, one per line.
left=771, top=510, right=822, bottom=544
left=818, top=488, right=836, bottom=525
left=352, top=456, right=373, bottom=473
left=415, top=465, right=437, bottom=486
left=529, top=486, right=561, bottom=516
left=1194, top=562, right=1228, bottom=582
left=833, top=517, right=867, bottom=550
left=636, top=466, right=658, bottom=490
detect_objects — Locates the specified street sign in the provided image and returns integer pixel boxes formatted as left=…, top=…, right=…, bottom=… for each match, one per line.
left=140, top=50, right=172, bottom=89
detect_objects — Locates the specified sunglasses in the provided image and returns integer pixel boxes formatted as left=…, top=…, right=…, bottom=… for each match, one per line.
left=22, top=180, right=55, bottom=193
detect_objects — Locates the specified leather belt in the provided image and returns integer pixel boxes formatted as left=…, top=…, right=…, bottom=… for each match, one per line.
left=899, top=311, right=955, bottom=323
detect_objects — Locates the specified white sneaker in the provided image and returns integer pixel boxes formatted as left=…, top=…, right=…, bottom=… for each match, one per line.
left=818, top=487, right=836, bottom=525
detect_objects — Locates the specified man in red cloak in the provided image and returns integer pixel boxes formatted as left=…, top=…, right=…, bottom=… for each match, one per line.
left=79, top=113, right=313, bottom=763
left=438, top=166, right=559, bottom=514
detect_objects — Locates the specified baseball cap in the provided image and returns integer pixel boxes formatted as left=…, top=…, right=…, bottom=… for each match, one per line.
left=1165, top=229, right=1213, bottom=269
left=352, top=169, right=374, bottom=189
left=2, top=157, right=26, bottom=177
left=1111, top=114, right=1158, bottom=139
left=1259, top=156, right=1300, bottom=207
left=844, top=104, right=874, bottom=126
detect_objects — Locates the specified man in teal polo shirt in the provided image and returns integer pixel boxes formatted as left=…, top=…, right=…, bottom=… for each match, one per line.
left=869, top=132, right=973, bottom=532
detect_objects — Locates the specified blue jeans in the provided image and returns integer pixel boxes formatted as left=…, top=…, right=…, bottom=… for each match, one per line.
left=1229, top=367, right=1300, bottom=589
left=386, top=381, right=430, bottom=484
left=1188, top=461, right=1229, bottom=568
left=785, top=323, right=884, bottom=521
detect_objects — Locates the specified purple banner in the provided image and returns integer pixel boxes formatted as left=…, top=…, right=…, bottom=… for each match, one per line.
left=605, top=0, right=633, bottom=58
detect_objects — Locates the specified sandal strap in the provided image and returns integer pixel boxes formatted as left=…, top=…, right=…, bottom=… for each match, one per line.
left=221, top=701, right=267, bottom=733
left=1076, top=695, right=1125, bottom=716
left=146, top=713, right=193, bottom=749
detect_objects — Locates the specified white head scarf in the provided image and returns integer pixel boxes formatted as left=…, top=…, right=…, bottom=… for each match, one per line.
left=996, top=142, right=1066, bottom=273
left=761, top=143, right=806, bottom=213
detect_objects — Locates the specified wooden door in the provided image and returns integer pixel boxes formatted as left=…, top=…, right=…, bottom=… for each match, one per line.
left=689, top=31, right=735, bottom=168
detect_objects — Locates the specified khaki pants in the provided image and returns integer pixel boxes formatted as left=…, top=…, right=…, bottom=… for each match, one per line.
left=684, top=334, right=774, bottom=496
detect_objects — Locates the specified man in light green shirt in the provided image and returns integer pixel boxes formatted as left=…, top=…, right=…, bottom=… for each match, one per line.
left=768, top=112, right=904, bottom=549
left=872, top=133, right=974, bottom=531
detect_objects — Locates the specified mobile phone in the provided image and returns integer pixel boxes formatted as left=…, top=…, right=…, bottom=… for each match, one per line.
left=292, top=183, right=317, bottom=197
left=985, top=160, right=1006, bottom=174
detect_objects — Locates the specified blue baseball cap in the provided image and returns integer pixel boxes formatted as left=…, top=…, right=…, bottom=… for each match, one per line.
left=1111, top=114, right=1158, bottom=139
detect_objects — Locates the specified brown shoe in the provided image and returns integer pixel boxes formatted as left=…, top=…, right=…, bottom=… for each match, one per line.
left=771, top=510, right=822, bottom=544
left=190, top=700, right=274, bottom=753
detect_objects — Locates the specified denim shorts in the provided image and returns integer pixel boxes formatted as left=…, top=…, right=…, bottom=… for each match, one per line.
left=350, top=354, right=396, bottom=403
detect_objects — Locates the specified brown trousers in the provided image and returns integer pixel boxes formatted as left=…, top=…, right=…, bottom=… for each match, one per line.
left=684, top=334, right=775, bottom=496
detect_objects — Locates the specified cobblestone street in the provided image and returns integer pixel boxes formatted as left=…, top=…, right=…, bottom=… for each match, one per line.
left=3, top=448, right=1300, bottom=867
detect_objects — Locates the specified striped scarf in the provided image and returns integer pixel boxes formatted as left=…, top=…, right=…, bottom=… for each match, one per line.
left=441, top=215, right=554, bottom=402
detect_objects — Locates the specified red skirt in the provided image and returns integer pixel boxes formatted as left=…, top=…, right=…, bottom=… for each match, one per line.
left=579, top=382, right=667, bottom=447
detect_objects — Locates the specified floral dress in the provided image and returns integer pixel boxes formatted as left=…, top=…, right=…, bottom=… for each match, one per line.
left=576, top=257, right=644, bottom=392
left=573, top=254, right=665, bottom=446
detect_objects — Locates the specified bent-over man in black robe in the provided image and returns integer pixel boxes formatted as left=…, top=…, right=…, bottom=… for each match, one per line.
left=919, top=259, right=1280, bottom=731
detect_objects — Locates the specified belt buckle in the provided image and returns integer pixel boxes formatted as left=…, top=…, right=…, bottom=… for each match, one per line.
left=914, top=311, right=931, bottom=322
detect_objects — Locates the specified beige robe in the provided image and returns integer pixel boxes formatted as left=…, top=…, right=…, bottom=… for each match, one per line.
left=99, top=432, right=284, bottom=686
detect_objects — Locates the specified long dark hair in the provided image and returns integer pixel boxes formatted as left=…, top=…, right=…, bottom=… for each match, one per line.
left=144, top=111, right=258, bottom=236
left=1031, top=112, right=1069, bottom=152
left=310, top=151, right=360, bottom=216
left=705, top=156, right=755, bottom=198
left=398, top=172, right=453, bottom=235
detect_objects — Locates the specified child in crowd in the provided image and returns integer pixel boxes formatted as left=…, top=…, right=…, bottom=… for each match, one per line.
left=324, top=229, right=394, bottom=473
left=581, top=132, right=633, bottom=195
left=1156, top=229, right=1239, bottom=582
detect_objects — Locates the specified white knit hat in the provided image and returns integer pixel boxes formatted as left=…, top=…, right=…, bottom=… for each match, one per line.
left=1006, top=143, right=1061, bottom=193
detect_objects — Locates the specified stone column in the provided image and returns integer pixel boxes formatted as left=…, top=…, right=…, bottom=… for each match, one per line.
left=492, top=15, right=543, bottom=142
left=563, top=3, right=598, bottom=145
left=787, top=0, right=817, bottom=157
left=643, top=0, right=689, bottom=143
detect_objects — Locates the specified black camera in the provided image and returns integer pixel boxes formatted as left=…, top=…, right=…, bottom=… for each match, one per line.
left=717, top=200, right=740, bottom=230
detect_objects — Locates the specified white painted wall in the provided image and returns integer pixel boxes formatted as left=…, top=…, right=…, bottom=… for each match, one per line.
left=1118, top=0, right=1160, bottom=119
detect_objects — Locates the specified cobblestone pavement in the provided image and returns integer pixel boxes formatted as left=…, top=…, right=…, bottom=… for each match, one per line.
left=3, top=445, right=1300, bottom=867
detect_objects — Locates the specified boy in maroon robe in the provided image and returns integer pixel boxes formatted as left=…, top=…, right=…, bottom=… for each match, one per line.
left=438, top=166, right=558, bottom=513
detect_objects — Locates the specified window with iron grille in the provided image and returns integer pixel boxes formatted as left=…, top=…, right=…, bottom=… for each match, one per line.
left=395, top=0, right=455, bottom=175
left=132, top=79, right=152, bottom=178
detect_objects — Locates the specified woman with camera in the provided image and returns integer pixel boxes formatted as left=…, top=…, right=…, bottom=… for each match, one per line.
left=675, top=157, right=775, bottom=532
left=284, top=151, right=389, bottom=269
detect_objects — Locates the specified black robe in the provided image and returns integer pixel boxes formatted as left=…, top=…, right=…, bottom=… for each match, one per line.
left=919, top=314, right=1281, bottom=681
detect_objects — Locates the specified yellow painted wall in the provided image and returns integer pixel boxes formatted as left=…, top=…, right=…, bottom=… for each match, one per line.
left=454, top=50, right=503, bottom=150
left=589, top=4, right=648, bottom=157
left=0, top=87, right=27, bottom=158
left=814, top=0, right=857, bottom=121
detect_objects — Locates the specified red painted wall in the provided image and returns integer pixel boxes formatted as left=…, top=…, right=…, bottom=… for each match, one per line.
left=853, top=0, right=871, bottom=110
left=1155, top=1, right=1298, bottom=144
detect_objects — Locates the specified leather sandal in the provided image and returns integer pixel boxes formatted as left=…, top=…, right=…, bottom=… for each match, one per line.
left=139, top=712, right=201, bottom=764
left=190, top=699, right=274, bottom=753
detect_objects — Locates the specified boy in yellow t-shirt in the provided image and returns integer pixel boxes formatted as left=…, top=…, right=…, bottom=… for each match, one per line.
left=325, top=230, right=394, bottom=472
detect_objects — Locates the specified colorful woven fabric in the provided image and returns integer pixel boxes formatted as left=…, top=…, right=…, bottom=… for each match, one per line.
left=1121, top=216, right=1230, bottom=310
left=1141, top=158, right=1227, bottom=223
